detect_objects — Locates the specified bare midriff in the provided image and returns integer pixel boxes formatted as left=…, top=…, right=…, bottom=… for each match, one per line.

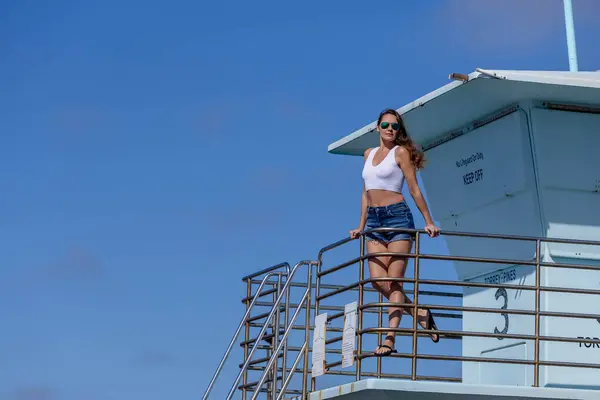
left=366, top=189, right=405, bottom=207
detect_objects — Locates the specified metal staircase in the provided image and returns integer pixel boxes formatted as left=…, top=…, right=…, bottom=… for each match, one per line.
left=203, top=260, right=318, bottom=400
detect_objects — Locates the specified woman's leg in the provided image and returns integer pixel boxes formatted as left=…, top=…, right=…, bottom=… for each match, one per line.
left=387, top=239, right=439, bottom=343
left=366, top=239, right=391, bottom=298
left=385, top=239, right=412, bottom=348
left=366, top=239, right=396, bottom=355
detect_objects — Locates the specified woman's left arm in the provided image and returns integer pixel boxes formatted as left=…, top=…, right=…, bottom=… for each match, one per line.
left=396, top=147, right=440, bottom=237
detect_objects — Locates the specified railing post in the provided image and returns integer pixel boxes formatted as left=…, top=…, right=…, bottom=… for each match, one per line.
left=411, top=232, right=421, bottom=380
left=242, top=279, right=251, bottom=400
left=310, top=262, right=321, bottom=393
left=302, top=264, right=313, bottom=398
left=534, top=239, right=541, bottom=387
left=376, top=289, right=383, bottom=378
left=356, top=236, right=365, bottom=381
left=282, top=275, right=290, bottom=391
left=270, top=275, right=282, bottom=400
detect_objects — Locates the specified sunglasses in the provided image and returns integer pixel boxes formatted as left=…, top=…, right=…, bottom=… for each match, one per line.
left=380, top=121, right=400, bottom=131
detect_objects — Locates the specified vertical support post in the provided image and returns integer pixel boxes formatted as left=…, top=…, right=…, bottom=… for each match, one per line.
left=563, top=0, right=579, bottom=71
left=243, top=280, right=252, bottom=400
left=411, top=233, right=421, bottom=380
left=356, top=236, right=365, bottom=381
left=282, top=275, right=290, bottom=391
left=301, top=264, right=313, bottom=398
left=376, top=290, right=383, bottom=378
left=310, top=262, right=322, bottom=393
left=270, top=275, right=282, bottom=400
left=534, top=239, right=541, bottom=387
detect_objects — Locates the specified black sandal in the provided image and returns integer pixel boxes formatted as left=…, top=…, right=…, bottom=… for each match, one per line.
left=423, top=308, right=440, bottom=343
left=374, top=336, right=397, bottom=357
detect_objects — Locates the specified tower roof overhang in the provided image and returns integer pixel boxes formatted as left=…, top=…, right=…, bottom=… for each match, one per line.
left=327, top=69, right=600, bottom=156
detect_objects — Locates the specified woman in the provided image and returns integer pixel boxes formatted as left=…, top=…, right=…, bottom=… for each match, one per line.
left=349, top=108, right=441, bottom=357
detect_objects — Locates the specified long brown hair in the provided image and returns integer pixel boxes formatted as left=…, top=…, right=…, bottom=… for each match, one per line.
left=377, top=108, right=425, bottom=170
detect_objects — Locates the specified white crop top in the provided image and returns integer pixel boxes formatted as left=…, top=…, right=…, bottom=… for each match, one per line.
left=362, top=146, right=405, bottom=193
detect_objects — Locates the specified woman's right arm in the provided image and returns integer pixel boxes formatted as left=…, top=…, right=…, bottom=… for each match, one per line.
left=357, top=187, right=367, bottom=230
left=350, top=149, right=371, bottom=238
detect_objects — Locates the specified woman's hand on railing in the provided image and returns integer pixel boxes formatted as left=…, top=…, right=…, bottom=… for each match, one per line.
left=424, top=223, right=441, bottom=238
left=349, top=227, right=363, bottom=239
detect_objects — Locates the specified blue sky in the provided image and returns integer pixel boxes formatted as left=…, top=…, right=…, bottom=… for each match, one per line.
left=2, top=0, right=600, bottom=399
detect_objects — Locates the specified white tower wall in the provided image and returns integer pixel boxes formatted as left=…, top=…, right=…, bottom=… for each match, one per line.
left=419, top=103, right=600, bottom=389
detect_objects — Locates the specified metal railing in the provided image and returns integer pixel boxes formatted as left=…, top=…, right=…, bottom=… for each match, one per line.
left=202, top=262, right=290, bottom=400
left=251, top=260, right=317, bottom=400
left=312, top=227, right=600, bottom=391
left=233, top=260, right=318, bottom=400
left=216, top=227, right=600, bottom=399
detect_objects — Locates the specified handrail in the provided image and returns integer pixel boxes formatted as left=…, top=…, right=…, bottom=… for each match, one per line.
left=246, top=279, right=462, bottom=298
left=202, top=262, right=289, bottom=400
left=241, top=262, right=292, bottom=282
left=355, top=226, right=600, bottom=246
left=227, top=260, right=318, bottom=400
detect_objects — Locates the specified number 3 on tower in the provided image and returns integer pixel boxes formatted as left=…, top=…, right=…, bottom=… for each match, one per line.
left=494, top=287, right=509, bottom=339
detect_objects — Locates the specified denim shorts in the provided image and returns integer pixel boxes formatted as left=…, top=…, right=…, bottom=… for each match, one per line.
left=364, top=201, right=415, bottom=243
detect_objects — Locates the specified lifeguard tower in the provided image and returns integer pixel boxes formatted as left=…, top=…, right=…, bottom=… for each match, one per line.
left=203, top=69, right=600, bottom=399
